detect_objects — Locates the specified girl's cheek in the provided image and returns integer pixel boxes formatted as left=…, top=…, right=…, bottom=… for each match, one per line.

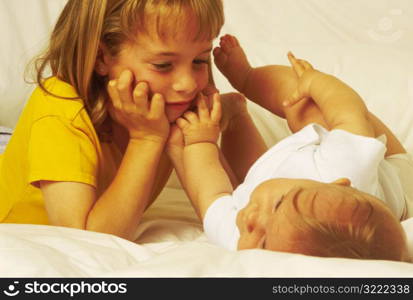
left=133, top=71, right=164, bottom=93
left=198, top=70, right=210, bottom=91
left=108, top=66, right=124, bottom=80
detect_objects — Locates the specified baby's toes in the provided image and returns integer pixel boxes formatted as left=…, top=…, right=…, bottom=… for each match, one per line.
left=220, top=36, right=234, bottom=54
left=213, top=47, right=228, bottom=69
left=225, top=34, right=240, bottom=47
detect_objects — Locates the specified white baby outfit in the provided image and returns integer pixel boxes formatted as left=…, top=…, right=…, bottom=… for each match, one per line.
left=204, top=123, right=413, bottom=250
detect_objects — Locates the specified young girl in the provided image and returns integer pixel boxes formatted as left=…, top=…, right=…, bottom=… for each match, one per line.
left=0, top=0, right=260, bottom=241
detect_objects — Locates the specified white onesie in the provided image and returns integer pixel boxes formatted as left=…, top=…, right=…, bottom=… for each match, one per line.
left=204, top=123, right=413, bottom=250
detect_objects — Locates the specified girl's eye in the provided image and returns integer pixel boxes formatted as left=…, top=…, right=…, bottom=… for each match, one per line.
left=152, top=63, right=172, bottom=71
left=193, top=59, right=209, bottom=65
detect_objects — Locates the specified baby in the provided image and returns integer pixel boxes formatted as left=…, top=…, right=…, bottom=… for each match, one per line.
left=170, top=35, right=412, bottom=261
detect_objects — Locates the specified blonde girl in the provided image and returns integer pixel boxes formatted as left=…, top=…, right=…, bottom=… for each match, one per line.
left=0, top=0, right=262, bottom=240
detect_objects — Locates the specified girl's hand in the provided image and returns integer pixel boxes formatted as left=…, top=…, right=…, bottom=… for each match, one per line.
left=283, top=52, right=319, bottom=107
left=107, top=69, right=170, bottom=142
left=200, top=84, right=247, bottom=131
left=202, top=84, right=220, bottom=100
left=176, top=93, right=222, bottom=146
left=198, top=83, right=219, bottom=110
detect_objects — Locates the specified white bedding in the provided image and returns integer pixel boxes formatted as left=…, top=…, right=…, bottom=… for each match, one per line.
left=2, top=188, right=413, bottom=277
left=1, top=0, right=413, bottom=277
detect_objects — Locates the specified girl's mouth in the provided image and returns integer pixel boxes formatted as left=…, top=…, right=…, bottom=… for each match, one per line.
left=167, top=102, right=192, bottom=110
left=167, top=97, right=197, bottom=112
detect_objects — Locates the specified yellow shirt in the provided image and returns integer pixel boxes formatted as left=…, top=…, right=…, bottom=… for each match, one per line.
left=0, top=77, right=122, bottom=224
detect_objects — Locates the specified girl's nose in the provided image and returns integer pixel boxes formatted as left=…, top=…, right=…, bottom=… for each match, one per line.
left=172, top=71, right=197, bottom=94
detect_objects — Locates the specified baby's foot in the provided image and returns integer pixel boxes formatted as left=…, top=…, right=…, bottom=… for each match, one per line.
left=213, top=34, right=253, bottom=93
left=219, top=92, right=249, bottom=132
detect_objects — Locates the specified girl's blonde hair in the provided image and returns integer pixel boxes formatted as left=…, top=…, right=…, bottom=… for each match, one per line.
left=33, top=0, right=224, bottom=130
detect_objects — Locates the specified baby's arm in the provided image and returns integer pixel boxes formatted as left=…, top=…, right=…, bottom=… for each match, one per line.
left=366, top=112, right=406, bottom=156
left=176, top=94, right=233, bottom=219
left=283, top=55, right=406, bottom=155
left=284, top=53, right=375, bottom=138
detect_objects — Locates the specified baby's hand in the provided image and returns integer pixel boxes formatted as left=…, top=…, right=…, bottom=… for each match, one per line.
left=283, top=52, right=319, bottom=107
left=176, top=93, right=222, bottom=146
left=107, top=70, right=169, bottom=142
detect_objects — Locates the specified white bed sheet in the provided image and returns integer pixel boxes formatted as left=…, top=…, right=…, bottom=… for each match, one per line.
left=0, top=0, right=412, bottom=277
left=1, top=187, right=413, bottom=277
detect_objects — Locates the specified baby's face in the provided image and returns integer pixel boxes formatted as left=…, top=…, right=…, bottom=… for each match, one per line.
left=236, top=178, right=334, bottom=250
left=236, top=178, right=407, bottom=259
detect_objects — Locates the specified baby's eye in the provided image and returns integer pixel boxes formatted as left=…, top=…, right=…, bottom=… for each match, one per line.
left=262, top=238, right=267, bottom=249
left=258, top=235, right=267, bottom=249
left=272, top=196, right=284, bottom=213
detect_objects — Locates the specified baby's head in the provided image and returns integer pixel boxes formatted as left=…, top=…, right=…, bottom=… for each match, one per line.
left=34, top=0, right=224, bottom=125
left=237, top=178, right=409, bottom=262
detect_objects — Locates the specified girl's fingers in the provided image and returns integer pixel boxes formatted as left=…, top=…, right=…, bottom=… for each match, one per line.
left=149, top=93, right=165, bottom=118
left=176, top=117, right=189, bottom=129
left=197, top=94, right=209, bottom=121
left=107, top=80, right=122, bottom=110
left=202, top=92, right=214, bottom=110
left=202, top=83, right=219, bottom=97
left=210, top=93, right=222, bottom=123
left=183, top=111, right=198, bottom=123
left=132, top=81, right=149, bottom=114
left=117, top=70, right=135, bottom=107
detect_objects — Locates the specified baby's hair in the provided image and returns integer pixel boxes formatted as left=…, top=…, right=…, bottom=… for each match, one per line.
left=29, top=0, right=224, bottom=131
left=279, top=188, right=408, bottom=262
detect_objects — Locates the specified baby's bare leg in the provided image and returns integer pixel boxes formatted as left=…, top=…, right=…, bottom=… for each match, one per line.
left=220, top=93, right=267, bottom=183
left=214, top=34, right=328, bottom=133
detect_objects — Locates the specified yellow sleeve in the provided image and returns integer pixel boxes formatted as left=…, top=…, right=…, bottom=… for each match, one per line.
left=28, top=116, right=98, bottom=187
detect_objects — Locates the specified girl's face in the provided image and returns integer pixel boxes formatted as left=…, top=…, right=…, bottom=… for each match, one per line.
left=101, top=27, right=213, bottom=122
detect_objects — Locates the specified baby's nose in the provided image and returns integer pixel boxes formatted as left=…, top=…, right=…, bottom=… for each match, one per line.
left=333, top=178, right=352, bottom=186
